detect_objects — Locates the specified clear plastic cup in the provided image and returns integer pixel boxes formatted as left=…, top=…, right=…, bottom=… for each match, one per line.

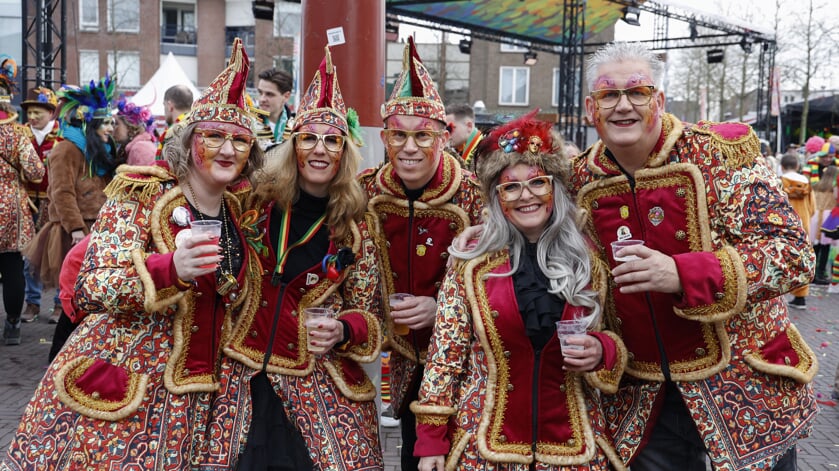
left=556, top=319, right=586, bottom=355
left=610, top=239, right=644, bottom=263
left=388, top=293, right=413, bottom=336
left=304, top=307, right=334, bottom=354
left=189, top=220, right=222, bottom=268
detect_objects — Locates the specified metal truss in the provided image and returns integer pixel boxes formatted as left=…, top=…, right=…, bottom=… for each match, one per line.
left=21, top=0, right=66, bottom=95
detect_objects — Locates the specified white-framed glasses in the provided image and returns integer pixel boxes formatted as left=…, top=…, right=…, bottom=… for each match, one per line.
left=292, top=132, right=345, bottom=153
left=496, top=175, right=553, bottom=202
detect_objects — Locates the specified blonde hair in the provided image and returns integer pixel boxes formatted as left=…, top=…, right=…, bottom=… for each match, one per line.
left=252, top=138, right=366, bottom=243
left=815, top=165, right=838, bottom=193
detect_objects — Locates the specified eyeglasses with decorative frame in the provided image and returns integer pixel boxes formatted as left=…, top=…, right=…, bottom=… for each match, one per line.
left=382, top=129, right=444, bottom=148
left=590, top=85, right=656, bottom=109
left=292, top=132, right=346, bottom=153
left=194, top=129, right=255, bottom=152
left=495, top=175, right=554, bottom=202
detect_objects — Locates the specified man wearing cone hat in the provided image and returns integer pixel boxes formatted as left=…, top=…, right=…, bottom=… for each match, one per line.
left=358, top=36, right=484, bottom=471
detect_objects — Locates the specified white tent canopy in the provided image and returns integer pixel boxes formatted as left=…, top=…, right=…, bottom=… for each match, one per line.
left=129, top=52, right=200, bottom=117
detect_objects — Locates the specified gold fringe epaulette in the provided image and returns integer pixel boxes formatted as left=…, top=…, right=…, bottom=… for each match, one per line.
left=103, top=164, right=173, bottom=202
left=692, top=121, right=760, bottom=169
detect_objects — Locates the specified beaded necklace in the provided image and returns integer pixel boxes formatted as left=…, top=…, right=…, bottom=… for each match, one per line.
left=185, top=181, right=239, bottom=296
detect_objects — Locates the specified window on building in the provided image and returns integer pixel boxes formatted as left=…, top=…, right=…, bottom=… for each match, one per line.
left=274, top=1, right=301, bottom=38
left=79, top=50, right=100, bottom=84
left=107, top=0, right=139, bottom=33
left=107, top=51, right=140, bottom=88
left=162, top=2, right=196, bottom=44
left=80, top=0, right=99, bottom=31
left=500, top=43, right=528, bottom=53
left=499, top=66, right=529, bottom=106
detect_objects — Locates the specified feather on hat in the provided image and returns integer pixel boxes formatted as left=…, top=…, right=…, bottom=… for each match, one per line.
left=21, top=86, right=59, bottom=112
left=57, top=75, right=116, bottom=124
left=475, top=110, right=568, bottom=194
left=294, top=45, right=363, bottom=146
left=0, top=54, right=18, bottom=98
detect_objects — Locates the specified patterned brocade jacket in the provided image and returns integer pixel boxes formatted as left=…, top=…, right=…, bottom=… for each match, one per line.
left=73, top=163, right=258, bottom=400
left=222, top=201, right=383, bottom=401
left=358, top=152, right=484, bottom=415
left=569, top=113, right=818, bottom=470
left=411, top=250, right=628, bottom=470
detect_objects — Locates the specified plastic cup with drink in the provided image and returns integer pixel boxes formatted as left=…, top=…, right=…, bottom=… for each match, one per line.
left=611, top=239, right=644, bottom=264
left=556, top=318, right=587, bottom=355
left=388, top=293, right=413, bottom=336
left=304, top=307, right=335, bottom=355
left=189, top=220, right=222, bottom=268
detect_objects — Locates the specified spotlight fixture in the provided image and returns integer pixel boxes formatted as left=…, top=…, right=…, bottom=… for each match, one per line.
left=252, top=0, right=274, bottom=21
left=459, top=39, right=472, bottom=55
left=523, top=51, right=538, bottom=66
left=621, top=6, right=641, bottom=27
left=706, top=49, right=725, bottom=64
left=739, top=36, right=753, bottom=54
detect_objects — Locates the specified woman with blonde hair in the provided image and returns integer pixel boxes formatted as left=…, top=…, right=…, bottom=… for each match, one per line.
left=218, top=46, right=384, bottom=470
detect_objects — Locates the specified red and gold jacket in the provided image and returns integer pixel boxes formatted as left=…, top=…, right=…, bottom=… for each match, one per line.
left=68, top=163, right=258, bottom=420
left=222, top=202, right=383, bottom=402
left=359, top=151, right=484, bottom=414
left=22, top=121, right=60, bottom=199
left=569, top=113, right=818, bottom=470
left=412, top=250, right=627, bottom=470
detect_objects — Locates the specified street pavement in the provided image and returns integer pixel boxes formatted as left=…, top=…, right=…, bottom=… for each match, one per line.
left=1, top=285, right=837, bottom=470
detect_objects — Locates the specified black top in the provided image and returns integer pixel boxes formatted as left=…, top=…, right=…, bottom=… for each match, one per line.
left=269, top=189, right=330, bottom=284
left=512, top=242, right=566, bottom=350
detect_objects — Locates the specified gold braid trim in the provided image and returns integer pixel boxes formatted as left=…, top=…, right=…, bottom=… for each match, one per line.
left=446, top=431, right=472, bottom=471
left=596, top=435, right=629, bottom=471
left=744, top=323, right=818, bottom=384
left=335, top=309, right=382, bottom=363
left=584, top=330, right=627, bottom=394
left=55, top=356, right=150, bottom=422
left=692, top=120, right=760, bottom=169
left=322, top=358, right=377, bottom=401
left=674, top=245, right=747, bottom=322
left=131, top=249, right=186, bottom=313
left=103, top=164, right=171, bottom=202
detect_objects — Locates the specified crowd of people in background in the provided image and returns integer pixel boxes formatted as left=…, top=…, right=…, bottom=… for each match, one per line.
left=0, top=36, right=832, bottom=471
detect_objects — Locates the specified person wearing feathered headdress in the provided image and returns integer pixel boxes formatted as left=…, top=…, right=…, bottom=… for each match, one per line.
left=18, top=86, right=62, bottom=324
left=0, top=54, right=17, bottom=99
left=226, top=45, right=383, bottom=470
left=357, top=36, right=484, bottom=471
left=0, top=54, right=46, bottom=345
left=5, top=38, right=266, bottom=470
left=23, top=75, right=118, bottom=328
left=412, top=111, right=627, bottom=471
left=113, top=96, right=157, bottom=166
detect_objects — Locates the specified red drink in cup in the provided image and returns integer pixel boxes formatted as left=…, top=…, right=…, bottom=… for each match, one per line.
left=190, top=220, right=222, bottom=268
